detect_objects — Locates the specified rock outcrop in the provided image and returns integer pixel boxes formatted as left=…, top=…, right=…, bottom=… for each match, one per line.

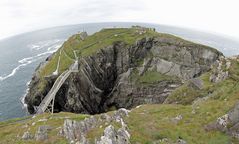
left=35, top=125, right=52, bottom=141
left=22, top=131, right=33, bottom=140
left=96, top=125, right=130, bottom=144
left=210, top=56, right=230, bottom=83
left=60, top=108, right=131, bottom=143
left=25, top=31, right=222, bottom=115
left=205, top=102, right=239, bottom=139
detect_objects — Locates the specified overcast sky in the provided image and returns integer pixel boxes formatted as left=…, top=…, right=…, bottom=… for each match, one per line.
left=0, top=0, right=239, bottom=40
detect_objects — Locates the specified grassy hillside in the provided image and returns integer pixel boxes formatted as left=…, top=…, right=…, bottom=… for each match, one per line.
left=1, top=57, right=239, bottom=143
left=39, top=27, right=219, bottom=78
left=36, top=27, right=160, bottom=91
left=2, top=27, right=237, bottom=143
left=36, top=26, right=218, bottom=92
left=0, top=113, right=88, bottom=144
left=39, top=28, right=158, bottom=77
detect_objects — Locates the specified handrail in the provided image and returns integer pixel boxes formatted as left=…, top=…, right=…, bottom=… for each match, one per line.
left=36, top=30, right=128, bottom=114
left=36, top=70, right=71, bottom=114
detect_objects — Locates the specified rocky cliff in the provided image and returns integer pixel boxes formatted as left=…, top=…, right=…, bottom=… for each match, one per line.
left=2, top=27, right=239, bottom=144
left=25, top=27, right=222, bottom=114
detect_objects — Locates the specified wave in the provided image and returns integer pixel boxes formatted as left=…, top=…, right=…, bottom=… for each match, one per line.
left=47, top=44, right=62, bottom=51
left=18, top=49, right=58, bottom=64
left=20, top=81, right=31, bottom=109
left=0, top=44, right=62, bottom=82
left=18, top=42, right=63, bottom=110
left=28, top=39, right=62, bottom=51
left=30, top=44, right=41, bottom=50
left=0, top=62, right=29, bottom=81
left=19, top=44, right=61, bottom=110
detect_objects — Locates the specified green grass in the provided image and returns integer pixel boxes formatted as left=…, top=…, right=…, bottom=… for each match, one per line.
left=35, top=27, right=159, bottom=91
left=129, top=68, right=180, bottom=87
left=166, top=67, right=233, bottom=105
left=6, top=27, right=235, bottom=143
left=229, top=59, right=239, bottom=81
left=1, top=66, right=239, bottom=144
left=124, top=59, right=239, bottom=143
left=35, top=26, right=219, bottom=93
left=38, top=26, right=218, bottom=78
left=59, top=51, right=74, bottom=72
left=39, top=51, right=60, bottom=77
left=165, top=85, right=202, bottom=105
left=138, top=70, right=179, bottom=84
left=0, top=112, right=88, bottom=144
left=126, top=80, right=239, bottom=143
left=77, top=28, right=158, bottom=57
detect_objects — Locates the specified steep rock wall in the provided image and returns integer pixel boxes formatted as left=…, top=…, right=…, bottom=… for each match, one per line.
left=25, top=37, right=222, bottom=114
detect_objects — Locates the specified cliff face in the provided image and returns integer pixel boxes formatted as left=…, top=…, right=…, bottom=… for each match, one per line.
left=5, top=28, right=239, bottom=144
left=25, top=31, right=222, bottom=114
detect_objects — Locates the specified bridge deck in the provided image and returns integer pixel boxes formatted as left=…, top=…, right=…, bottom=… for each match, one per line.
left=36, top=70, right=72, bottom=114
left=35, top=31, right=128, bottom=114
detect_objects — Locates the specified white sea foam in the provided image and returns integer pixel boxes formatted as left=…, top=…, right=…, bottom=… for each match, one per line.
left=28, top=39, right=62, bottom=51
left=47, top=44, right=62, bottom=51
left=0, top=43, right=62, bottom=82
left=18, top=42, right=63, bottom=110
left=20, top=80, right=31, bottom=109
left=0, top=62, right=29, bottom=81
left=18, top=49, right=57, bottom=64
left=30, top=44, right=41, bottom=50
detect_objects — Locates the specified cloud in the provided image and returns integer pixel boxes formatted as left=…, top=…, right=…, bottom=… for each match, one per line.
left=0, top=0, right=239, bottom=40
left=0, top=0, right=147, bottom=39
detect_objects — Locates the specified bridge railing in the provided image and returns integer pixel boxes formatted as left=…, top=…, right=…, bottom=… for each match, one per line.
left=36, top=30, right=128, bottom=114
left=36, top=70, right=71, bottom=114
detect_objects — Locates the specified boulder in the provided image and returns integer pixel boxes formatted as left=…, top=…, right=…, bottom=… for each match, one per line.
left=205, top=102, right=239, bottom=139
left=35, top=125, right=51, bottom=141
left=22, top=131, right=33, bottom=140
left=96, top=125, right=130, bottom=144
left=177, top=139, right=187, bottom=144
left=210, top=57, right=229, bottom=83
left=171, top=115, right=183, bottom=124
left=113, top=108, right=130, bottom=121
left=188, top=78, right=204, bottom=90
left=61, top=108, right=131, bottom=143
left=62, top=119, right=85, bottom=142
left=228, top=103, right=239, bottom=125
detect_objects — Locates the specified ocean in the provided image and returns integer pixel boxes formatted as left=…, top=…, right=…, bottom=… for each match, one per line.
left=0, top=22, right=239, bottom=121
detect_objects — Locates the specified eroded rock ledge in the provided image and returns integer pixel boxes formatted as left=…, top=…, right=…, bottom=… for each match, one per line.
left=59, top=108, right=131, bottom=144
left=25, top=36, right=222, bottom=114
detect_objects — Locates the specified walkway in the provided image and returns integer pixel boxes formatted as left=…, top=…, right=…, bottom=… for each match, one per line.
left=36, top=70, right=72, bottom=114
left=35, top=30, right=127, bottom=114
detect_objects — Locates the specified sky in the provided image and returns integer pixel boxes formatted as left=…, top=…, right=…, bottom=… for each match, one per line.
left=0, top=0, right=239, bottom=40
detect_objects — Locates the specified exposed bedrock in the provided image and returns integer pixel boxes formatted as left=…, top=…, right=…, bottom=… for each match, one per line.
left=25, top=37, right=222, bottom=114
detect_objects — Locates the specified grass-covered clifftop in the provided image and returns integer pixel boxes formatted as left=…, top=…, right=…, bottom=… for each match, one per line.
left=1, top=55, right=239, bottom=143
left=25, top=26, right=222, bottom=115
left=39, top=28, right=157, bottom=77
left=39, top=27, right=219, bottom=78
left=5, top=26, right=237, bottom=143
left=34, top=26, right=220, bottom=94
